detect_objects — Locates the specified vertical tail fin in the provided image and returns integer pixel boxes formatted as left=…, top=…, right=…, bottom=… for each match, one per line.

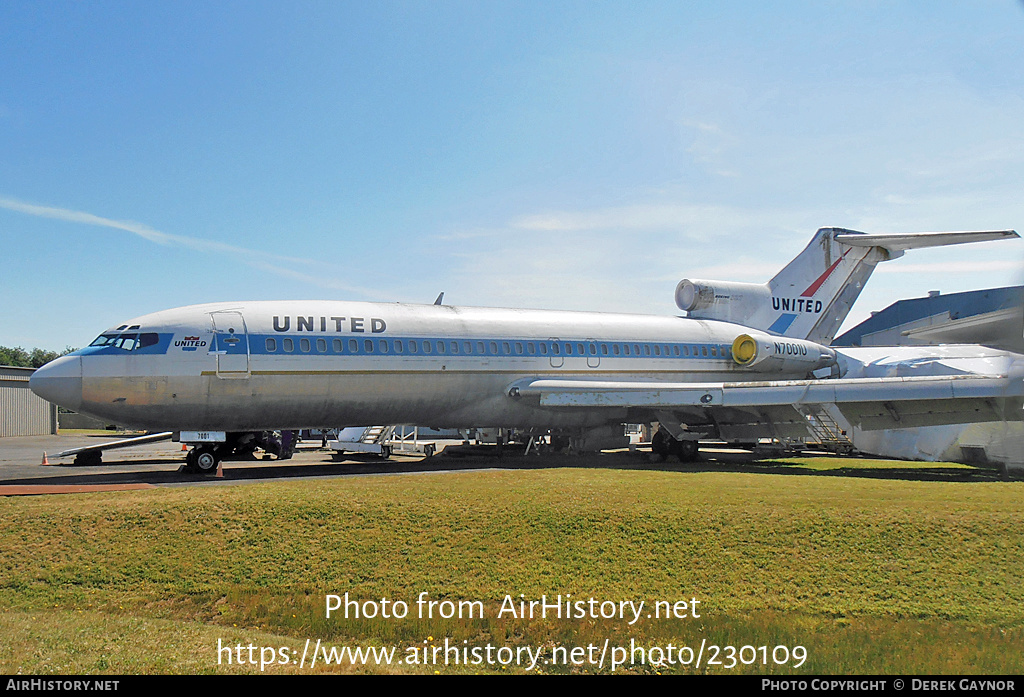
left=677, top=227, right=1017, bottom=344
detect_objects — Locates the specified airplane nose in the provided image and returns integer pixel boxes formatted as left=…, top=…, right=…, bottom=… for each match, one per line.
left=30, top=355, right=83, bottom=412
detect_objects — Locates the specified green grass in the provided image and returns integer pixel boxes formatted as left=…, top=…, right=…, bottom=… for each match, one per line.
left=1, top=464, right=1022, bottom=674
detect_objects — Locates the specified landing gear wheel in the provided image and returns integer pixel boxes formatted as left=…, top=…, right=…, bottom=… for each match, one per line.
left=381, top=446, right=392, bottom=460
left=74, top=450, right=103, bottom=466
left=651, top=430, right=671, bottom=462
left=677, top=439, right=699, bottom=462
left=192, top=445, right=220, bottom=474
left=423, top=444, right=435, bottom=458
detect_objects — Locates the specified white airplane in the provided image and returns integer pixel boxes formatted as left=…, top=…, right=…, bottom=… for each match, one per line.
left=30, top=226, right=1024, bottom=473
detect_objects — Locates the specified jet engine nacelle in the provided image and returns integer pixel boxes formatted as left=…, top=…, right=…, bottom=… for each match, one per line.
left=731, top=331, right=837, bottom=373
left=675, top=279, right=771, bottom=325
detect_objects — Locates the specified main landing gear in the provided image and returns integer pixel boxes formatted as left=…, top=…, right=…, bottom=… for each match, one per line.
left=651, top=429, right=699, bottom=463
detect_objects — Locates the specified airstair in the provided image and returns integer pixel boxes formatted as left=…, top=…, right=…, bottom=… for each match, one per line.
left=794, top=405, right=854, bottom=454
left=328, top=425, right=436, bottom=459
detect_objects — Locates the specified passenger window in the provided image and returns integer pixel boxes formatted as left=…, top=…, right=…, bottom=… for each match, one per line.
left=539, top=343, right=547, bottom=355
left=283, top=338, right=294, bottom=352
left=437, top=341, right=446, bottom=354
left=450, top=341, right=458, bottom=354
left=379, top=340, right=389, bottom=353
left=701, top=346, right=708, bottom=357
left=317, top=339, right=327, bottom=353
left=613, top=344, right=620, bottom=356
left=601, top=344, right=608, bottom=355
left=565, top=344, right=572, bottom=355
left=553, top=343, right=561, bottom=355
left=395, top=340, right=404, bottom=353
left=711, top=346, right=718, bottom=357
left=464, top=341, right=472, bottom=353
left=349, top=339, right=358, bottom=352
left=477, top=342, right=485, bottom=353
left=333, top=339, right=343, bottom=352
left=300, top=338, right=311, bottom=352
left=489, top=342, right=498, bottom=354
left=527, top=343, right=536, bottom=355
left=623, top=345, right=630, bottom=356
left=364, top=340, right=374, bottom=353
left=502, top=342, right=511, bottom=354
left=515, top=342, right=523, bottom=354
left=266, top=338, right=277, bottom=352
left=409, top=340, right=418, bottom=353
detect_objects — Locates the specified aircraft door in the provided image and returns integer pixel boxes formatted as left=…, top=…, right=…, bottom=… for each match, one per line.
left=210, top=311, right=250, bottom=378
left=548, top=338, right=563, bottom=368
left=586, top=339, right=600, bottom=368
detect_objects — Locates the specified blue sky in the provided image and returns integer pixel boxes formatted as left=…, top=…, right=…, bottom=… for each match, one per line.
left=2, top=1, right=1023, bottom=350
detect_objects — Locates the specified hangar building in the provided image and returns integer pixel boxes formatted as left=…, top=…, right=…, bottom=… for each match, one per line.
left=0, top=366, right=58, bottom=437
left=832, top=286, right=1023, bottom=472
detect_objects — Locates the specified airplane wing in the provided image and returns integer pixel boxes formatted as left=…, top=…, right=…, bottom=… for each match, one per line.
left=508, top=373, right=1024, bottom=438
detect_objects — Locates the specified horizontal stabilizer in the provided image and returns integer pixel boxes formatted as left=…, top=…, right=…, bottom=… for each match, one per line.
left=834, top=229, right=1018, bottom=252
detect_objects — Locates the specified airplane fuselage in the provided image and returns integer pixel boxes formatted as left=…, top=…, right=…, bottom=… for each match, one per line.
left=31, top=300, right=823, bottom=432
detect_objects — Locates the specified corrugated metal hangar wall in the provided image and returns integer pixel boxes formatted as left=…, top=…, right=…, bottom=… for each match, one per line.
left=0, top=366, right=58, bottom=437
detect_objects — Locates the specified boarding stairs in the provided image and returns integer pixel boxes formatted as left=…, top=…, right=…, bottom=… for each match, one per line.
left=794, top=406, right=854, bottom=454
left=328, top=425, right=395, bottom=458
left=360, top=425, right=393, bottom=445
left=328, top=425, right=435, bottom=458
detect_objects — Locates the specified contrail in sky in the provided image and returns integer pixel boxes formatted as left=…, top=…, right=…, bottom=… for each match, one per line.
left=0, top=196, right=376, bottom=295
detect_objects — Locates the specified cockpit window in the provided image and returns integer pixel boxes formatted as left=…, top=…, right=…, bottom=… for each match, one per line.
left=89, top=332, right=159, bottom=351
left=90, top=334, right=118, bottom=347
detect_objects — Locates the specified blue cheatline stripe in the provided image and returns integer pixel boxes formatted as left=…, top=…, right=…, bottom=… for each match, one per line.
left=767, top=314, right=797, bottom=335
left=248, top=334, right=734, bottom=361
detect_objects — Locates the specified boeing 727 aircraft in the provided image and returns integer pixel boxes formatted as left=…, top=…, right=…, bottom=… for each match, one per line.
left=30, top=227, right=1024, bottom=472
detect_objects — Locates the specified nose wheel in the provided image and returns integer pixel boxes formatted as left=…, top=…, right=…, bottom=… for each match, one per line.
left=186, top=445, right=221, bottom=474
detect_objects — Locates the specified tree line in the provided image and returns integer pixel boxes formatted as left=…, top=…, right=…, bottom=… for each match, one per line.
left=0, top=346, right=77, bottom=369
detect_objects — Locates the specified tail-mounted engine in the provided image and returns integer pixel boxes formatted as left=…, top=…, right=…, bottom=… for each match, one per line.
left=731, top=330, right=837, bottom=373
left=675, top=279, right=772, bottom=326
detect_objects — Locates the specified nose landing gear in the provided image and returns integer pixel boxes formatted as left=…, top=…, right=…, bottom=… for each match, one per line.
left=185, top=445, right=221, bottom=474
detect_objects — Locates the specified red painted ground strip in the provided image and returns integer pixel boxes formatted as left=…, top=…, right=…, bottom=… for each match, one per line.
left=0, top=484, right=157, bottom=496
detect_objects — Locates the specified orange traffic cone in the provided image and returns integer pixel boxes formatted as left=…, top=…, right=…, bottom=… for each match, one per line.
left=181, top=443, right=188, bottom=451
left=215, top=461, right=224, bottom=478
left=42, top=452, right=49, bottom=465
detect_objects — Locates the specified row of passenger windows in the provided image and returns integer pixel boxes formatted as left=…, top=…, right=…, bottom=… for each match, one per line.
left=264, top=337, right=731, bottom=358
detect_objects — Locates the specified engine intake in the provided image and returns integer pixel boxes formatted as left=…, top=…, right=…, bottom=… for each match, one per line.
left=675, top=279, right=771, bottom=324
left=731, top=331, right=837, bottom=373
